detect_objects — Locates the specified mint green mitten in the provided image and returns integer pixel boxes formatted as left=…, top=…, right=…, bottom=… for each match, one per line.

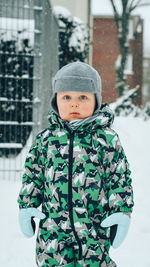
left=19, top=207, right=46, bottom=238
left=101, top=212, right=130, bottom=248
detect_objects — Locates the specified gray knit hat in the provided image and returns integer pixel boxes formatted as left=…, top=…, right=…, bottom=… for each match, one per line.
left=50, top=62, right=102, bottom=114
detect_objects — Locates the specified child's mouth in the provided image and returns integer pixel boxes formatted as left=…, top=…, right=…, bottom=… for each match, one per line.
left=70, top=112, right=80, bottom=115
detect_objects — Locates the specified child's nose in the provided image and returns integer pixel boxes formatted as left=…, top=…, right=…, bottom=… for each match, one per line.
left=71, top=101, right=79, bottom=108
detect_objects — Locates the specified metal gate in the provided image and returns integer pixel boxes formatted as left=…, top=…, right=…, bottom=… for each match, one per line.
left=0, top=0, right=59, bottom=180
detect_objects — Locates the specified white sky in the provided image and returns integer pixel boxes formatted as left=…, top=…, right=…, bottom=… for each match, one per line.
left=91, top=0, right=150, bottom=56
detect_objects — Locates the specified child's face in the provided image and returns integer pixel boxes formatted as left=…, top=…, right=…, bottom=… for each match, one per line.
left=57, top=91, right=96, bottom=122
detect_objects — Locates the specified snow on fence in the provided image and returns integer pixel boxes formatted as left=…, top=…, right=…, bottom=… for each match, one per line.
left=0, top=0, right=59, bottom=180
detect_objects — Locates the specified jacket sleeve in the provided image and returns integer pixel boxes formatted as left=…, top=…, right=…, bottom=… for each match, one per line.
left=103, top=133, right=134, bottom=215
left=17, top=136, right=46, bottom=209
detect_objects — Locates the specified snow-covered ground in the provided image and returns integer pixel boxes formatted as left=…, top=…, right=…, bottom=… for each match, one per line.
left=0, top=116, right=150, bottom=267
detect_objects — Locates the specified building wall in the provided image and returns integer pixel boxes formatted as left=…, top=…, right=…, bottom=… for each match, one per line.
left=92, top=17, right=119, bottom=103
left=92, top=16, right=143, bottom=105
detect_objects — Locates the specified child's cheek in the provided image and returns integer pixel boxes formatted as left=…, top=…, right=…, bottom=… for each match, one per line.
left=58, top=103, right=68, bottom=113
left=58, top=104, right=70, bottom=120
left=83, top=105, right=95, bottom=115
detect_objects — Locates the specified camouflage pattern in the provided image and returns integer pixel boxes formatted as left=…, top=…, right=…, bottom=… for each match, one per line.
left=18, top=104, right=134, bottom=267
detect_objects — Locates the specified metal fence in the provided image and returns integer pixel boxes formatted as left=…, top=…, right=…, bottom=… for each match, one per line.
left=0, top=0, right=59, bottom=180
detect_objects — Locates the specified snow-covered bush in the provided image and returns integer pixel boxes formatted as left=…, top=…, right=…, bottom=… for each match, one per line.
left=53, top=6, right=89, bottom=68
left=110, top=87, right=150, bottom=120
left=144, top=101, right=150, bottom=117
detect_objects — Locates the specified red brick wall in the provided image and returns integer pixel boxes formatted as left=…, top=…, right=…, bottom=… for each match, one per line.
left=92, top=16, right=143, bottom=105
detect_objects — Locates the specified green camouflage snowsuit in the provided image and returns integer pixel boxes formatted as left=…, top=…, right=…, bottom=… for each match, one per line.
left=18, top=104, right=134, bottom=267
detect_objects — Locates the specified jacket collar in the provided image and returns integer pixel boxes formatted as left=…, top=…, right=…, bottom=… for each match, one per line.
left=47, top=103, right=114, bottom=132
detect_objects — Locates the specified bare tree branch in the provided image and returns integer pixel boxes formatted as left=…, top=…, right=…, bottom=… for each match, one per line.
left=129, top=0, right=137, bottom=7
left=110, top=0, right=119, bottom=16
left=129, top=0, right=150, bottom=12
left=110, top=0, right=120, bottom=29
left=128, top=0, right=141, bottom=12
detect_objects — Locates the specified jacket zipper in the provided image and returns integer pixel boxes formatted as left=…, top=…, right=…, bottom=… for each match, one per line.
left=68, top=132, right=82, bottom=260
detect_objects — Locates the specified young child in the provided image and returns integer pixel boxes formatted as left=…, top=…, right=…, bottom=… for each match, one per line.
left=18, top=62, right=134, bottom=267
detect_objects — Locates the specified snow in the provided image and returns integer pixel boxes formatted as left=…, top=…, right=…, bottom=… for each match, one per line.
left=0, top=134, right=32, bottom=180
left=0, top=143, right=23, bottom=149
left=0, top=116, right=150, bottom=266
left=0, top=17, right=35, bottom=48
left=53, top=6, right=72, bottom=19
left=69, top=16, right=88, bottom=52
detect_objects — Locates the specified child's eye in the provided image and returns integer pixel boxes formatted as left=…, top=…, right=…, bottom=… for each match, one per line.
left=63, top=95, right=71, bottom=100
left=80, top=95, right=87, bottom=100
